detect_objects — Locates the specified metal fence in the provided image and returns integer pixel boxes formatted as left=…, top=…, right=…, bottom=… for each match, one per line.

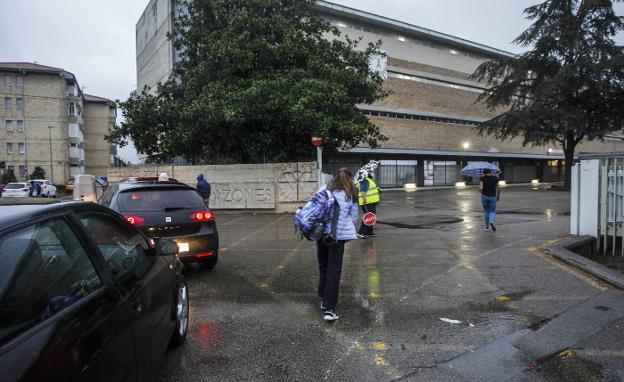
left=600, top=156, right=624, bottom=257
left=573, top=153, right=624, bottom=257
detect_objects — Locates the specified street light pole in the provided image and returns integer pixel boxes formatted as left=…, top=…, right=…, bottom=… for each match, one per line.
left=48, top=125, right=54, bottom=183
left=311, top=137, right=324, bottom=188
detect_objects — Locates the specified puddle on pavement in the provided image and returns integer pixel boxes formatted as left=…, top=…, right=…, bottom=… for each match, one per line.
left=378, top=216, right=464, bottom=230
left=496, top=291, right=533, bottom=302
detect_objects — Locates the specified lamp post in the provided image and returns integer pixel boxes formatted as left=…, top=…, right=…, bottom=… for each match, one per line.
left=48, top=125, right=54, bottom=183
left=311, top=136, right=324, bottom=188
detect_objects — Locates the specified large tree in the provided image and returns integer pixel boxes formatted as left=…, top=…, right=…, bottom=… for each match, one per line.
left=472, top=0, right=624, bottom=186
left=111, top=0, right=387, bottom=163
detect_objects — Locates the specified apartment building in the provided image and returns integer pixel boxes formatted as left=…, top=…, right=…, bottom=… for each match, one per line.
left=0, top=62, right=117, bottom=184
left=136, top=0, right=624, bottom=186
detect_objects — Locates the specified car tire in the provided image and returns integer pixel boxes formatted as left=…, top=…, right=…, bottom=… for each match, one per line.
left=200, top=256, right=218, bottom=271
left=170, top=280, right=189, bottom=347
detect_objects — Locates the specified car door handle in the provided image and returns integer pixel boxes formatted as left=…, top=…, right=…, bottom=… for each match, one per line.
left=131, top=299, right=143, bottom=314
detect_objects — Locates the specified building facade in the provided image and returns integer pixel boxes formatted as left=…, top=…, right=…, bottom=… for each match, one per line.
left=0, top=63, right=118, bottom=184
left=136, top=0, right=624, bottom=186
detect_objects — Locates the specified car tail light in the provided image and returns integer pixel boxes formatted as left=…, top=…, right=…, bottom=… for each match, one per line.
left=189, top=211, right=214, bottom=222
left=195, top=251, right=214, bottom=259
left=125, top=215, right=145, bottom=226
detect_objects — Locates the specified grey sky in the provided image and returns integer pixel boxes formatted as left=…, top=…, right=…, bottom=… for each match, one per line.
left=1, top=1, right=621, bottom=162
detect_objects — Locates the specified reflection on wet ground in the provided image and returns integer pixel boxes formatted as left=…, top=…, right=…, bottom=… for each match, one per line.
left=157, top=186, right=623, bottom=382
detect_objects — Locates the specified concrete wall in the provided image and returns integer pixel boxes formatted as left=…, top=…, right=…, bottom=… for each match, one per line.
left=136, top=0, right=173, bottom=92
left=107, top=162, right=318, bottom=211
left=321, top=15, right=490, bottom=76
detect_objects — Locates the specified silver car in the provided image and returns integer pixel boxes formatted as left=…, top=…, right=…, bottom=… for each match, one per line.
left=2, top=182, right=30, bottom=197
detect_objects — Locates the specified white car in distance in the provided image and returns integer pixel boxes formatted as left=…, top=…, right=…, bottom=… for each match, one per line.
left=33, top=179, right=57, bottom=197
left=2, top=182, right=30, bottom=197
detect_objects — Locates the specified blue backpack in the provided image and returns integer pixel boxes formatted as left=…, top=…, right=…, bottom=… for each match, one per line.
left=294, top=188, right=339, bottom=242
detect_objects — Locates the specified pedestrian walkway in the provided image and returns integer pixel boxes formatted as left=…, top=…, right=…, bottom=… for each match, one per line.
left=157, top=186, right=624, bottom=382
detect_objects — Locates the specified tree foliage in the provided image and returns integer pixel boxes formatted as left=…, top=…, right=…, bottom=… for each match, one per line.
left=111, top=0, right=387, bottom=163
left=30, top=166, right=46, bottom=180
left=1, top=169, right=17, bottom=184
left=472, top=0, right=624, bottom=184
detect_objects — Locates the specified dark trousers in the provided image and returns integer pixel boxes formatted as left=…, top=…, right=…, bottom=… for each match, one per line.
left=358, top=203, right=377, bottom=235
left=317, top=240, right=346, bottom=311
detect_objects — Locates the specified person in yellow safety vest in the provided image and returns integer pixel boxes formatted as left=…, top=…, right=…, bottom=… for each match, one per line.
left=357, top=173, right=380, bottom=238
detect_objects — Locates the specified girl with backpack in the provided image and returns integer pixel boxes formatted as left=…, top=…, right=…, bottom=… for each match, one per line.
left=317, top=168, right=359, bottom=322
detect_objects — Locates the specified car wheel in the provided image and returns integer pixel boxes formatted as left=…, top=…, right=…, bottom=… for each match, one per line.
left=200, top=256, right=218, bottom=271
left=170, top=280, right=189, bottom=347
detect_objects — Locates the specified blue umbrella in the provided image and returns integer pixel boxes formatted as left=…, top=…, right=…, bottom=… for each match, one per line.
left=460, top=162, right=502, bottom=178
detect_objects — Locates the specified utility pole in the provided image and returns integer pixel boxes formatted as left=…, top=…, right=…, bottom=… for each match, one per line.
left=48, top=125, right=54, bottom=183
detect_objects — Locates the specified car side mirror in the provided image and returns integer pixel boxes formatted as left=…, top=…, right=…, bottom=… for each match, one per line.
left=155, top=238, right=179, bottom=256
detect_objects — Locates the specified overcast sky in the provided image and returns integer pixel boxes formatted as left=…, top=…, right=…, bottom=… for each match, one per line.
left=1, top=0, right=622, bottom=162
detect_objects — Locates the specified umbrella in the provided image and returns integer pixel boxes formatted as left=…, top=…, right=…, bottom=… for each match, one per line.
left=354, top=160, right=381, bottom=183
left=460, top=162, right=502, bottom=178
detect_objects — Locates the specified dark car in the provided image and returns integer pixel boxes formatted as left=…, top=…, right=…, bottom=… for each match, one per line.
left=0, top=200, right=189, bottom=382
left=99, top=177, right=219, bottom=269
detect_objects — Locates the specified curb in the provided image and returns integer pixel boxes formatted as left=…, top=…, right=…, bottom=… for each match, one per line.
left=544, top=236, right=624, bottom=289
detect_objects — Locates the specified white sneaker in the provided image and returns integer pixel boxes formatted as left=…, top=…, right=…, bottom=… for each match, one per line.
left=323, top=310, right=339, bottom=322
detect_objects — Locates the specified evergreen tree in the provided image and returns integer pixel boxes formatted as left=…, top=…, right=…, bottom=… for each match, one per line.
left=111, top=0, right=387, bottom=163
left=472, top=0, right=624, bottom=186
left=30, top=166, right=46, bottom=180
left=1, top=169, right=17, bottom=184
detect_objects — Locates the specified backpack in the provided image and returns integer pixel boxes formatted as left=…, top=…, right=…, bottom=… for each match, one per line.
left=294, top=188, right=340, bottom=242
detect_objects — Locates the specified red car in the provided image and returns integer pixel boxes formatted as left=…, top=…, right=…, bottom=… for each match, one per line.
left=0, top=184, right=4, bottom=197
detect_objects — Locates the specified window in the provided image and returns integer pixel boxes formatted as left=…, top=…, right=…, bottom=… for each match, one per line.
left=16, top=120, right=23, bottom=131
left=0, top=217, right=102, bottom=345
left=117, top=189, right=205, bottom=211
left=78, top=213, right=151, bottom=280
left=5, top=120, right=13, bottom=131
left=16, top=98, right=23, bottom=110
left=5, top=98, right=11, bottom=109
left=6, top=142, right=13, bottom=154
left=16, top=76, right=23, bottom=87
left=18, top=142, right=25, bottom=154
left=18, top=165, right=25, bottom=176
left=68, top=102, right=75, bottom=116
left=4, top=75, right=12, bottom=86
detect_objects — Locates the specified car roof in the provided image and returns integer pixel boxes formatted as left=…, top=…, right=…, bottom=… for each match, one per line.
left=7, top=182, right=27, bottom=185
left=117, top=181, right=194, bottom=192
left=0, top=200, right=113, bottom=233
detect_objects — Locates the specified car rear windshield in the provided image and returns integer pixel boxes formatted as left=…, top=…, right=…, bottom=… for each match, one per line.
left=118, top=188, right=205, bottom=211
left=6, top=184, right=27, bottom=189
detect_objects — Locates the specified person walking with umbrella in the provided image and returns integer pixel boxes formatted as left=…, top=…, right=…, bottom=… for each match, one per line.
left=460, top=162, right=501, bottom=231
left=480, top=168, right=500, bottom=231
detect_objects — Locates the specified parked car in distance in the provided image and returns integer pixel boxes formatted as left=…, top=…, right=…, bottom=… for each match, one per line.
left=99, top=177, right=219, bottom=269
left=2, top=182, right=30, bottom=198
left=66, top=177, right=107, bottom=193
left=0, top=200, right=188, bottom=382
left=65, top=177, right=74, bottom=192
left=33, top=179, right=57, bottom=197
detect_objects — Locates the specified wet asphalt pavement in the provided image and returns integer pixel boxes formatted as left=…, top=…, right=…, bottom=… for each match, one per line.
left=157, top=185, right=624, bottom=382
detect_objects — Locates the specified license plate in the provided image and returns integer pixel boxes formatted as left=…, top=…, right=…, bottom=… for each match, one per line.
left=177, top=243, right=189, bottom=253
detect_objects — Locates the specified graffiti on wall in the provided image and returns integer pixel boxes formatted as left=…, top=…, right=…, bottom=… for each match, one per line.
left=210, top=183, right=275, bottom=209
left=276, top=162, right=317, bottom=202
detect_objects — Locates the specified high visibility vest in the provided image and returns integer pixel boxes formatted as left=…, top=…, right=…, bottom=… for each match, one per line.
left=358, top=177, right=380, bottom=205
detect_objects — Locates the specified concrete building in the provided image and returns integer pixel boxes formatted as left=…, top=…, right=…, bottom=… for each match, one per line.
left=135, top=0, right=624, bottom=186
left=83, top=94, right=118, bottom=177
left=0, top=62, right=118, bottom=184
